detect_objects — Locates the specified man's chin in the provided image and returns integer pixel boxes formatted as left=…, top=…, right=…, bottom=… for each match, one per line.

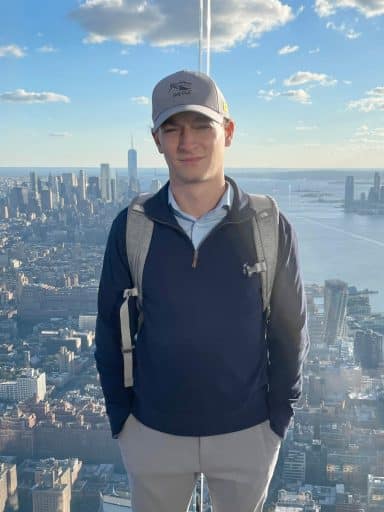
left=173, top=174, right=210, bottom=185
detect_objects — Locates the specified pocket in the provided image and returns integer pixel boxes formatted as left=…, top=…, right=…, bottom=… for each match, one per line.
left=267, top=422, right=283, bottom=444
left=117, top=414, right=134, bottom=440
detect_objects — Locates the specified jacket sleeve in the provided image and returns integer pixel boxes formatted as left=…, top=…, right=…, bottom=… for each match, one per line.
left=266, top=212, right=310, bottom=439
left=95, top=209, right=137, bottom=438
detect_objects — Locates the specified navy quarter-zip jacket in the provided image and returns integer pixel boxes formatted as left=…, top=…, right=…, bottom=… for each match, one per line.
left=95, top=176, right=309, bottom=440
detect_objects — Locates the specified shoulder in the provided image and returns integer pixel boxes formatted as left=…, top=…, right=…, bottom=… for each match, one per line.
left=110, top=207, right=128, bottom=234
left=278, top=211, right=297, bottom=242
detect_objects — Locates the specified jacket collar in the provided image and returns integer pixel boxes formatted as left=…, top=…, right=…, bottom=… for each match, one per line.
left=143, top=175, right=254, bottom=225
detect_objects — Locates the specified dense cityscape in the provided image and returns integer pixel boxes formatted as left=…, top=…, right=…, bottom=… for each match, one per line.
left=0, top=154, right=383, bottom=512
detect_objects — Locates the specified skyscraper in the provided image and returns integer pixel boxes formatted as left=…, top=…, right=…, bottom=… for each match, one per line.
left=87, top=177, right=100, bottom=200
left=110, top=178, right=117, bottom=204
left=374, top=171, right=381, bottom=191
left=368, top=475, right=384, bottom=512
left=344, top=176, right=354, bottom=212
left=62, top=173, right=77, bottom=205
left=100, top=163, right=111, bottom=202
left=128, top=138, right=140, bottom=195
left=150, top=178, right=162, bottom=194
left=41, top=189, right=53, bottom=212
left=354, top=329, right=383, bottom=369
left=78, top=169, right=87, bottom=201
left=9, top=186, right=29, bottom=216
left=324, top=280, right=348, bottom=344
left=29, top=171, right=39, bottom=198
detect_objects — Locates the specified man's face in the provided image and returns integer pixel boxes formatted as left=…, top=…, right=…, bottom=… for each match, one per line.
left=152, top=111, right=234, bottom=185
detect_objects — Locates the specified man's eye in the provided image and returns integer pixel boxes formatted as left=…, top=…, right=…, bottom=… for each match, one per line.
left=163, top=127, right=177, bottom=133
left=194, top=124, right=210, bottom=129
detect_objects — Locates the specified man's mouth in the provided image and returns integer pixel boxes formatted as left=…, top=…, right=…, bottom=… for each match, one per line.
left=179, top=157, right=204, bottom=162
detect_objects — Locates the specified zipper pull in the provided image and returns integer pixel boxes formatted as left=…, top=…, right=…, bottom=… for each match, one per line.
left=192, top=250, right=199, bottom=268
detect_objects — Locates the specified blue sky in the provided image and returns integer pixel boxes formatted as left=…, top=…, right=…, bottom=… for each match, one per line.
left=1, top=0, right=384, bottom=169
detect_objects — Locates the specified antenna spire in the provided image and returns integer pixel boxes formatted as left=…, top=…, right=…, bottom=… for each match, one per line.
left=198, top=0, right=211, bottom=75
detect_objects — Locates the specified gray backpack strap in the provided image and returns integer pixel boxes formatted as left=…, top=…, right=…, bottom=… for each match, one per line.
left=120, top=193, right=154, bottom=387
left=246, top=194, right=279, bottom=318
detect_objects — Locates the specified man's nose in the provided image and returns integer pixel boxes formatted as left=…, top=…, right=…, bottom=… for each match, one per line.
left=178, top=127, right=196, bottom=150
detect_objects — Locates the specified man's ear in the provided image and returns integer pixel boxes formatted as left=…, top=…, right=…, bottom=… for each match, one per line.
left=224, top=119, right=235, bottom=148
left=152, top=129, right=163, bottom=154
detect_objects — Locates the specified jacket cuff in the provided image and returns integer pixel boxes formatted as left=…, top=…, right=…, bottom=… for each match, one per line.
left=106, top=390, right=134, bottom=439
left=267, top=397, right=294, bottom=439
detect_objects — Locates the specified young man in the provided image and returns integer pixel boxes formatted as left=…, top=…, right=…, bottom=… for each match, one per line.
left=95, top=70, right=309, bottom=512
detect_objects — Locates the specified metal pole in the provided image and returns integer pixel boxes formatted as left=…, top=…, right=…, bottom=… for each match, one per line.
left=206, top=0, right=211, bottom=75
left=199, top=0, right=204, bottom=72
left=200, top=473, right=204, bottom=512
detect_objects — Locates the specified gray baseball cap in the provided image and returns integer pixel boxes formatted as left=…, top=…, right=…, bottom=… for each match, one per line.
left=152, top=70, right=230, bottom=132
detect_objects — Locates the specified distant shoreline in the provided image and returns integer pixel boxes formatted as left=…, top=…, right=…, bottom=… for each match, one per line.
left=1, top=167, right=383, bottom=179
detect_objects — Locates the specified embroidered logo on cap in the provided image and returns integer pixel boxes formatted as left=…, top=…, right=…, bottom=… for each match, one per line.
left=169, top=81, right=192, bottom=97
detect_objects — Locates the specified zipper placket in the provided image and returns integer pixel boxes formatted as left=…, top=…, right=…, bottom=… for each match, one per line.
left=148, top=215, right=252, bottom=268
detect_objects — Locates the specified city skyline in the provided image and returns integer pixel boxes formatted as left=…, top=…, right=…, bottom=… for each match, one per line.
left=1, top=1, right=384, bottom=168
left=0, top=168, right=384, bottom=510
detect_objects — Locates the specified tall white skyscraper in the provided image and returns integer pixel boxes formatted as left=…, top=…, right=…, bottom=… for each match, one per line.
left=78, top=169, right=87, bottom=201
left=128, top=137, right=140, bottom=196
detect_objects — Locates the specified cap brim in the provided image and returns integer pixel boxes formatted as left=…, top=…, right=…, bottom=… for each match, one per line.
left=152, top=105, right=224, bottom=132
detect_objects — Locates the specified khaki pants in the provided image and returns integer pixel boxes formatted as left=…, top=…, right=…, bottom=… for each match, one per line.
left=118, top=414, right=281, bottom=512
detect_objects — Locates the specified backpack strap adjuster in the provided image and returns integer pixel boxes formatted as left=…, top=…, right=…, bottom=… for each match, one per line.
left=123, top=288, right=138, bottom=299
left=243, top=261, right=267, bottom=277
left=120, top=287, right=139, bottom=387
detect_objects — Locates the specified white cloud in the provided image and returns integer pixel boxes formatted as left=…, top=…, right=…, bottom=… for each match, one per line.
left=349, top=97, right=384, bottom=112
left=120, top=49, right=129, bottom=55
left=352, top=124, right=384, bottom=144
left=281, top=89, right=312, bottom=104
left=345, top=28, right=362, bottom=39
left=315, top=0, right=384, bottom=18
left=268, top=78, right=277, bottom=85
left=83, top=33, right=108, bottom=44
left=326, top=21, right=361, bottom=39
left=0, top=89, right=70, bottom=104
left=284, top=71, right=337, bottom=87
left=49, top=132, right=72, bottom=137
left=348, top=87, right=384, bottom=112
left=0, top=45, right=26, bottom=58
left=343, top=80, right=352, bottom=85
left=258, top=89, right=280, bottom=101
left=37, top=45, right=58, bottom=53
left=370, top=86, right=384, bottom=96
left=309, top=47, right=320, bottom=54
left=71, top=0, right=295, bottom=50
left=278, top=44, right=299, bottom=55
left=258, top=88, right=311, bottom=104
left=109, top=67, right=128, bottom=75
left=297, top=5, right=305, bottom=15
left=315, top=0, right=336, bottom=16
left=131, top=96, right=149, bottom=104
